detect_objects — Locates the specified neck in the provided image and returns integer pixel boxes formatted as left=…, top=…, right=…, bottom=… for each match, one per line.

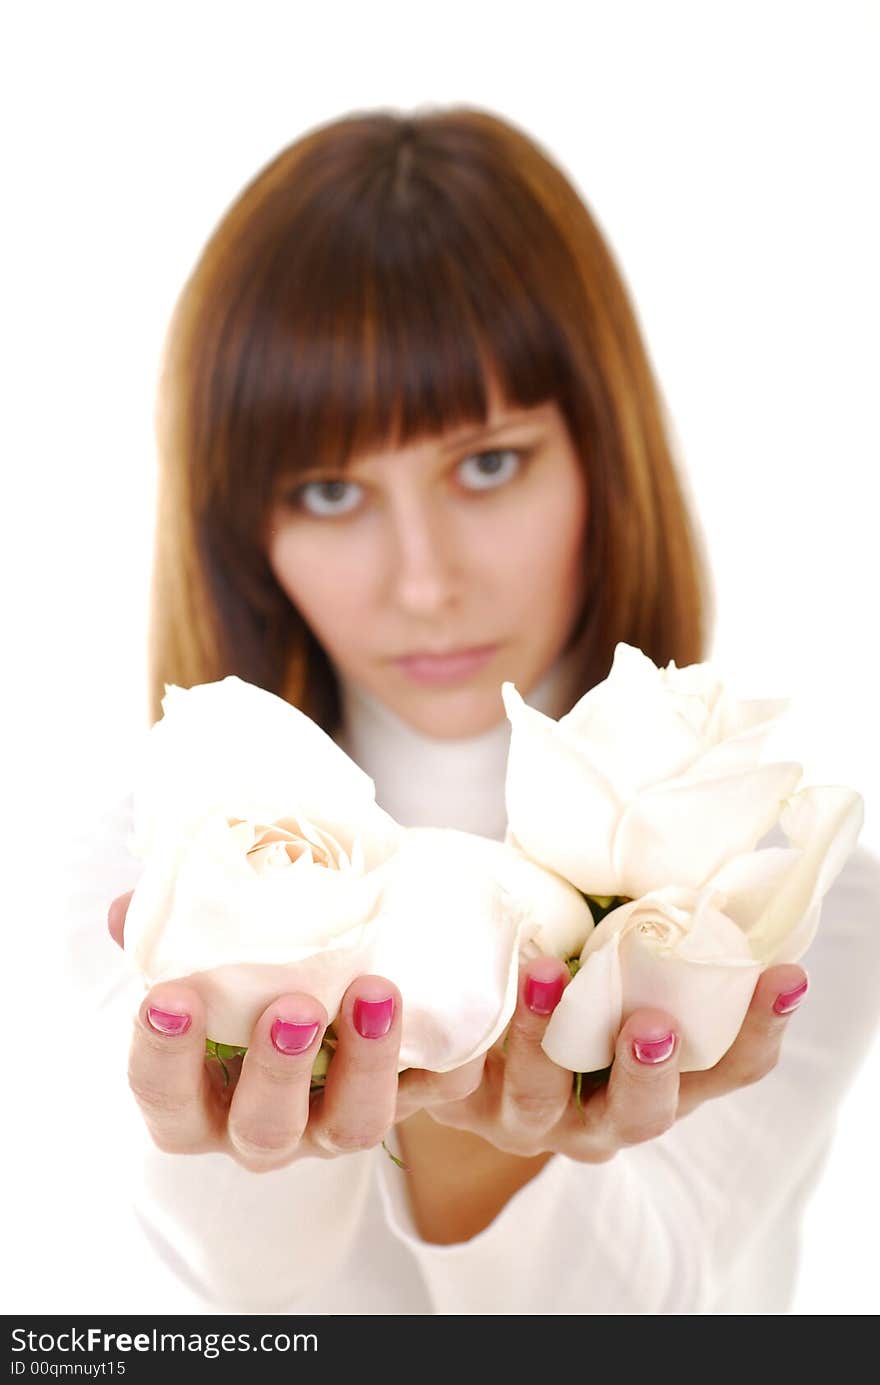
left=334, top=630, right=593, bottom=838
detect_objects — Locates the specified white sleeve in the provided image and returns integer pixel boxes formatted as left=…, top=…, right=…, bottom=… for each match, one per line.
left=376, top=842, right=880, bottom=1315
left=62, top=790, right=375, bottom=1314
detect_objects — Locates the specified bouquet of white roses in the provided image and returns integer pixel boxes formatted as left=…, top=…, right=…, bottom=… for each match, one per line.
left=503, top=643, right=863, bottom=1072
left=120, top=644, right=863, bottom=1083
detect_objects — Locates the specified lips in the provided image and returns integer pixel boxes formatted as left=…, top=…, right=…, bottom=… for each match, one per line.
left=393, top=644, right=498, bottom=686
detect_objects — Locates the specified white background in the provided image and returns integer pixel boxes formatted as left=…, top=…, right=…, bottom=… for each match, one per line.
left=3, top=1, right=878, bottom=1315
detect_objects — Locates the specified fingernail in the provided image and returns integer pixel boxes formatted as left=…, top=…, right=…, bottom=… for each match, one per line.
left=632, top=1032, right=676, bottom=1064
left=525, top=972, right=565, bottom=1015
left=147, top=1007, right=191, bottom=1036
left=773, top=978, right=809, bottom=1015
left=353, top=996, right=394, bottom=1039
left=271, top=1018, right=320, bottom=1055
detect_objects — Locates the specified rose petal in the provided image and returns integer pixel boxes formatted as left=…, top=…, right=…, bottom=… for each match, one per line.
left=616, top=891, right=759, bottom=1070
left=123, top=814, right=388, bottom=1045
left=658, top=651, right=725, bottom=705
left=686, top=699, right=790, bottom=777
left=557, top=645, right=711, bottom=796
left=541, top=926, right=624, bottom=1072
left=120, top=834, right=187, bottom=967
left=367, top=829, right=533, bottom=1072
left=704, top=846, right=803, bottom=934
left=129, top=676, right=401, bottom=868
left=155, top=819, right=386, bottom=956
left=497, top=838, right=595, bottom=959
left=746, top=785, right=864, bottom=963
left=705, top=694, right=790, bottom=747
left=503, top=682, right=622, bottom=894
left=612, top=761, right=804, bottom=898
left=543, top=890, right=762, bottom=1072
left=621, top=935, right=760, bottom=1071
left=768, top=900, right=822, bottom=965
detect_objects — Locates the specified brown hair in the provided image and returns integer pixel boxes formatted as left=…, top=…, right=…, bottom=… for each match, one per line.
left=148, top=104, right=713, bottom=731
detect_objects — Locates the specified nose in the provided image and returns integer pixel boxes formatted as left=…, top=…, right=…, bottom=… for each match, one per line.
left=385, top=496, right=461, bottom=617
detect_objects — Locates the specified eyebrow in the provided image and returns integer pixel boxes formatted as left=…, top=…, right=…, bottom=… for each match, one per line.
left=436, top=413, right=543, bottom=455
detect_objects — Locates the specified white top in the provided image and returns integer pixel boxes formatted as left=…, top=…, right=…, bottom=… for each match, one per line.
left=62, top=652, right=880, bottom=1316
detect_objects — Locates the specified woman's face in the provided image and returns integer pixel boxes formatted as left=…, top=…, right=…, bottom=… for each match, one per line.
left=265, top=383, right=589, bottom=739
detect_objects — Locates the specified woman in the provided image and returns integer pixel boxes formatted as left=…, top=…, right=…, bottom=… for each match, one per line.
left=89, top=106, right=879, bottom=1313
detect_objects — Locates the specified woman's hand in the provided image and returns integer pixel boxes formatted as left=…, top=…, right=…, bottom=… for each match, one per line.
left=395, top=952, right=810, bottom=1161
left=107, top=891, right=481, bottom=1172
left=110, top=889, right=807, bottom=1173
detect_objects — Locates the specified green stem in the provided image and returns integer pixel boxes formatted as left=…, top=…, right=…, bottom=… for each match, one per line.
left=382, top=1139, right=408, bottom=1171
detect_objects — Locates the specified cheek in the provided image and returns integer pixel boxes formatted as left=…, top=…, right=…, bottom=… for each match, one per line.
left=503, top=481, right=588, bottom=610
left=267, top=530, right=369, bottom=646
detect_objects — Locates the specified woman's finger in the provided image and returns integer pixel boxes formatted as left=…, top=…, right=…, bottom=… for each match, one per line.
left=561, top=1007, right=680, bottom=1158
left=498, top=956, right=574, bottom=1136
left=107, top=891, right=134, bottom=948
left=678, top=964, right=808, bottom=1116
left=226, top=994, right=328, bottom=1170
left=127, top=982, right=218, bottom=1153
left=308, top=975, right=402, bottom=1156
left=395, top=1052, right=486, bottom=1123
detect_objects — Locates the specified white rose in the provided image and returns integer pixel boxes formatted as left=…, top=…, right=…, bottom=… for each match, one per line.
left=502, top=641, right=803, bottom=900
left=123, top=677, right=594, bottom=1071
left=541, top=783, right=864, bottom=1071
left=363, top=827, right=593, bottom=1071
left=123, top=676, right=402, bottom=1048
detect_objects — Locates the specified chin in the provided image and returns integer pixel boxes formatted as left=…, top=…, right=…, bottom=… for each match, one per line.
left=400, top=687, right=507, bottom=741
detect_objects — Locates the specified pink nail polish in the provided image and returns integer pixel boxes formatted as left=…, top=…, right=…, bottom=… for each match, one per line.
left=271, top=1018, right=320, bottom=1055
left=353, top=996, right=394, bottom=1039
left=773, top=978, right=809, bottom=1015
left=525, top=973, right=565, bottom=1015
left=147, top=1007, right=191, bottom=1036
left=632, top=1032, right=676, bottom=1064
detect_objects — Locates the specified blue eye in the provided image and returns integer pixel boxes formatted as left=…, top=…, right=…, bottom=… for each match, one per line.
left=294, top=478, right=365, bottom=517
left=457, top=449, right=522, bottom=491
